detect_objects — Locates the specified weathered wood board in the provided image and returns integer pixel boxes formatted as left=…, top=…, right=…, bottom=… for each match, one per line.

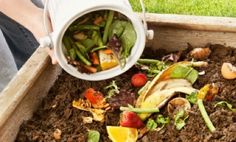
left=0, top=13, right=236, bottom=141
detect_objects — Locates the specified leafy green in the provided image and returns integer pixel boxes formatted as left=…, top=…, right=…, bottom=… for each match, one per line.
left=137, top=59, right=168, bottom=77
left=214, top=101, right=236, bottom=112
left=120, top=22, right=137, bottom=57
left=186, top=92, right=198, bottom=104
left=170, top=65, right=198, bottom=84
left=87, top=130, right=100, bottom=142
left=82, top=38, right=95, bottom=50
left=146, top=119, right=157, bottom=130
left=108, top=20, right=126, bottom=39
left=156, top=114, right=170, bottom=128
left=174, top=109, right=189, bottom=130
left=104, top=80, right=120, bottom=99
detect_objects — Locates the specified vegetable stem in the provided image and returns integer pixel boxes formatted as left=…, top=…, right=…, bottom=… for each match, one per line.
left=90, top=46, right=107, bottom=52
left=197, top=99, right=216, bottom=132
left=138, top=59, right=163, bottom=64
left=103, top=11, right=114, bottom=43
left=120, top=107, right=159, bottom=113
left=69, top=48, right=76, bottom=60
left=75, top=42, right=87, bottom=55
left=74, top=45, right=91, bottom=66
left=63, top=36, right=72, bottom=50
left=69, top=25, right=100, bottom=31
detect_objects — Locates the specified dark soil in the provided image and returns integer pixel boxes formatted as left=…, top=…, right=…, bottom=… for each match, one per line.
left=16, top=45, right=236, bottom=142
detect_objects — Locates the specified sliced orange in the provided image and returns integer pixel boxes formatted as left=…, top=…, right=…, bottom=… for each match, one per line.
left=106, top=126, right=138, bottom=142
left=99, top=50, right=118, bottom=70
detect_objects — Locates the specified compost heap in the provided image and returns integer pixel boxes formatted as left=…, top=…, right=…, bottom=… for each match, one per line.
left=16, top=44, right=236, bottom=142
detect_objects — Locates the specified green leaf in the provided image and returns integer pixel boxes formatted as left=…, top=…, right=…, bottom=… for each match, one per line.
left=137, top=59, right=168, bottom=77
left=104, top=80, right=120, bottom=99
left=120, top=22, right=137, bottom=58
left=82, top=38, right=95, bottom=50
left=170, top=65, right=198, bottom=84
left=156, top=114, right=170, bottom=128
left=214, top=101, right=236, bottom=112
left=186, top=92, right=198, bottom=104
left=108, top=20, right=126, bottom=39
left=174, top=109, right=189, bottom=130
left=146, top=119, right=157, bottom=130
left=87, top=130, right=100, bottom=142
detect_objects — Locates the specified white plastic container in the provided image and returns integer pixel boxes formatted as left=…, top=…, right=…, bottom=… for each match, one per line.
left=42, top=0, right=150, bottom=81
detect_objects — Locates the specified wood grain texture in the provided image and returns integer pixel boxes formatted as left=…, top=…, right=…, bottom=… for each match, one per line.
left=146, top=25, right=236, bottom=51
left=0, top=13, right=236, bottom=141
left=0, top=64, right=61, bottom=142
left=140, top=13, right=236, bottom=33
left=0, top=47, right=50, bottom=129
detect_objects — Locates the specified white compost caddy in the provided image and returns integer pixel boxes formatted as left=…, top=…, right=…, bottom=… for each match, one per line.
left=40, top=0, right=153, bottom=81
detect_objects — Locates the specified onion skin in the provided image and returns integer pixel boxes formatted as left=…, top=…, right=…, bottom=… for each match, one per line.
left=221, top=63, right=236, bottom=80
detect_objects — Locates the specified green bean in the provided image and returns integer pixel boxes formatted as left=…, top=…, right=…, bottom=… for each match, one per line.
left=62, top=36, right=72, bottom=50
left=138, top=59, right=163, bottom=64
left=73, top=45, right=92, bottom=66
left=92, top=31, right=99, bottom=45
left=97, top=33, right=103, bottom=47
left=82, top=39, right=95, bottom=51
left=75, top=42, right=87, bottom=55
left=90, top=46, right=107, bottom=52
left=69, top=25, right=100, bottom=31
left=69, top=48, right=76, bottom=60
left=102, top=10, right=114, bottom=44
left=92, top=31, right=103, bottom=46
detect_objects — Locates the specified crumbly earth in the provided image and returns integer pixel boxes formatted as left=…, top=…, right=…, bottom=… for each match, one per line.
left=16, top=45, right=236, bottom=142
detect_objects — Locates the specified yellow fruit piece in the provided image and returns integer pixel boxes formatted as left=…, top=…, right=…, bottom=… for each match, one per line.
left=107, top=126, right=138, bottom=142
left=99, top=50, right=118, bottom=70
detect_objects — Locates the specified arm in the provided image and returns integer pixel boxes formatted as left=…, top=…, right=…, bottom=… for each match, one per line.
left=0, top=0, right=57, bottom=64
left=0, top=0, right=45, bottom=39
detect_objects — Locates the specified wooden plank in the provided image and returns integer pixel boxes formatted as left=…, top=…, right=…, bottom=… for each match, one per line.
left=0, top=47, right=51, bottom=129
left=0, top=13, right=236, bottom=141
left=0, top=63, right=61, bottom=142
left=146, top=25, right=236, bottom=52
left=140, top=13, right=236, bottom=33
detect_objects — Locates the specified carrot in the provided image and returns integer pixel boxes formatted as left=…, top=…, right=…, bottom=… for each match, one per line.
left=84, top=88, right=104, bottom=104
left=94, top=16, right=103, bottom=25
left=84, top=65, right=97, bottom=73
left=103, top=49, right=113, bottom=54
left=91, top=52, right=100, bottom=65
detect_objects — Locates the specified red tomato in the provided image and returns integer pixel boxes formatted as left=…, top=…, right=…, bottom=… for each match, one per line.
left=120, top=111, right=144, bottom=128
left=131, top=73, right=147, bottom=87
left=84, top=88, right=104, bottom=104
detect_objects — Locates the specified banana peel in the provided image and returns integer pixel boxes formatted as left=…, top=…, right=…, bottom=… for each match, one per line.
left=136, top=61, right=204, bottom=120
left=138, top=79, right=197, bottom=120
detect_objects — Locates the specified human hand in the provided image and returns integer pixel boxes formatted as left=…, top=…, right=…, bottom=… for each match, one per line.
left=32, top=8, right=58, bottom=64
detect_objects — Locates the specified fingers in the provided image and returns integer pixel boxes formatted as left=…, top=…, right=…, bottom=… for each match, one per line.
left=45, top=47, right=58, bottom=64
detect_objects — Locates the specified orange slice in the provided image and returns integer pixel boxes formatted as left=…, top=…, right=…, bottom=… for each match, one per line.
left=106, top=126, right=138, bottom=142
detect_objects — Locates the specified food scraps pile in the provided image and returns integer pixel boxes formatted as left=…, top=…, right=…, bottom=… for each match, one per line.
left=63, top=10, right=136, bottom=73
left=16, top=44, right=236, bottom=142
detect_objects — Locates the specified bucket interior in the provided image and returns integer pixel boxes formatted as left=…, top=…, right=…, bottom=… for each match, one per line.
left=55, top=8, right=146, bottom=81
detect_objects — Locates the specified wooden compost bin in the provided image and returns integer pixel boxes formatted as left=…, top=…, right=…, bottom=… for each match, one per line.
left=0, top=13, right=236, bottom=142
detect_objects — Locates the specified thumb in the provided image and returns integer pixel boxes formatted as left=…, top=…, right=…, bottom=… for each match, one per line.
left=45, top=47, right=58, bottom=64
